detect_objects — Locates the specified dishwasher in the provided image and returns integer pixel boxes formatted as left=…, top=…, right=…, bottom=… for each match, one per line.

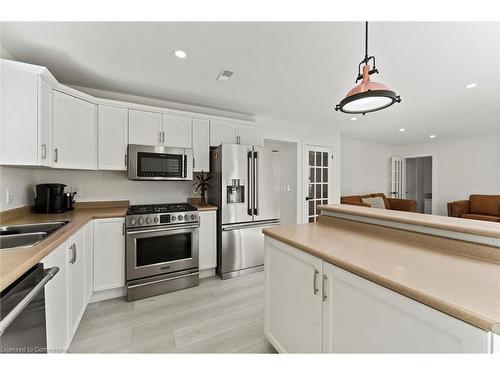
left=0, top=264, right=59, bottom=354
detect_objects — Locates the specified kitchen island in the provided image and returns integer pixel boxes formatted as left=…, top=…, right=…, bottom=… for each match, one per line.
left=262, top=204, right=500, bottom=353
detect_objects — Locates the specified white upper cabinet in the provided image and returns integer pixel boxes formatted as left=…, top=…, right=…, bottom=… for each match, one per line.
left=210, top=119, right=239, bottom=147
left=0, top=59, right=53, bottom=166
left=53, top=90, right=97, bottom=169
left=98, top=105, right=128, bottom=170
left=128, top=109, right=162, bottom=146
left=163, top=114, right=192, bottom=148
left=209, top=119, right=262, bottom=147
left=238, top=124, right=262, bottom=146
left=192, top=118, right=210, bottom=172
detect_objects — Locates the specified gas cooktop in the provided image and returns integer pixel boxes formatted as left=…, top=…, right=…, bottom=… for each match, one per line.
left=127, top=203, right=197, bottom=215
left=125, top=203, right=199, bottom=229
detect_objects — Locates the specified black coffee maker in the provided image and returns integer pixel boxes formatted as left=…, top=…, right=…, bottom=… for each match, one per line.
left=34, top=183, right=67, bottom=214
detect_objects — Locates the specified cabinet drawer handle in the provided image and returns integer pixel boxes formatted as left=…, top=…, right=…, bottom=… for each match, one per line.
left=41, top=144, right=47, bottom=159
left=54, top=148, right=58, bottom=163
left=313, top=269, right=319, bottom=295
left=322, top=274, right=327, bottom=301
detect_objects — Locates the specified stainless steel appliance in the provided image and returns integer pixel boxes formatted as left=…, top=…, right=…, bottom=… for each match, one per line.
left=125, top=203, right=199, bottom=301
left=208, top=144, right=281, bottom=279
left=127, top=144, right=193, bottom=181
left=0, top=264, right=59, bottom=353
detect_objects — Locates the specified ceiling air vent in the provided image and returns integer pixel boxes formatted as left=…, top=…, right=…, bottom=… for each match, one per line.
left=216, top=69, right=234, bottom=82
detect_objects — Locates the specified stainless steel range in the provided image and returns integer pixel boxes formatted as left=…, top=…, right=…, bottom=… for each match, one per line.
left=125, top=203, right=199, bottom=301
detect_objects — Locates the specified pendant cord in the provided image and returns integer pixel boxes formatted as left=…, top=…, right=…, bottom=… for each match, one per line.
left=364, top=21, right=368, bottom=62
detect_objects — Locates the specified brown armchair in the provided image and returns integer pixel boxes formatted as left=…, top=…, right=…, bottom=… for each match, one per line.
left=341, top=193, right=417, bottom=213
left=447, top=195, right=500, bottom=222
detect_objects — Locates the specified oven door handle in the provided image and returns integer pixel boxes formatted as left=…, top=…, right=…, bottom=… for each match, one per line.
left=126, top=224, right=199, bottom=235
left=127, top=271, right=200, bottom=289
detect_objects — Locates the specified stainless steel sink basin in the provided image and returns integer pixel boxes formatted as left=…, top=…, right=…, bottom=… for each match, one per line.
left=0, top=221, right=69, bottom=250
left=0, top=232, right=48, bottom=249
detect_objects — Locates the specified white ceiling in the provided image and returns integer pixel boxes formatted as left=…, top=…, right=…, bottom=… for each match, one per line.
left=1, top=22, right=499, bottom=144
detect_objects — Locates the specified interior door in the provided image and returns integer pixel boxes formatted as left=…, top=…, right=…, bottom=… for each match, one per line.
left=253, top=146, right=280, bottom=221
left=221, top=144, right=253, bottom=224
left=391, top=156, right=406, bottom=199
left=303, top=145, right=333, bottom=223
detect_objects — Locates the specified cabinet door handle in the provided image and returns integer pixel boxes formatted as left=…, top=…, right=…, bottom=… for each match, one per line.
left=54, top=148, right=58, bottom=163
left=41, top=144, right=47, bottom=159
left=69, top=244, right=75, bottom=264
left=313, top=269, right=319, bottom=295
left=124, top=154, right=128, bottom=167
left=322, top=274, right=327, bottom=301
left=193, top=158, right=195, bottom=169
left=73, top=243, right=77, bottom=264
left=162, top=131, right=166, bottom=143
left=159, top=132, right=162, bottom=144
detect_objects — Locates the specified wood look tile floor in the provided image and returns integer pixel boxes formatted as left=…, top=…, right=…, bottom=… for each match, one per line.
left=69, top=271, right=276, bottom=353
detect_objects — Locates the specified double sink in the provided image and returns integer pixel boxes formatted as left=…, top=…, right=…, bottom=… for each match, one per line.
left=0, top=221, right=69, bottom=250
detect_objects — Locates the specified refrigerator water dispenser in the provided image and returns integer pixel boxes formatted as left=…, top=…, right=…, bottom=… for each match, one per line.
left=226, top=179, right=245, bottom=203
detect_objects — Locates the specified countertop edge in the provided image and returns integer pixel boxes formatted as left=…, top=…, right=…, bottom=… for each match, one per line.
left=262, top=227, right=500, bottom=335
left=319, top=204, right=500, bottom=240
left=0, top=209, right=126, bottom=292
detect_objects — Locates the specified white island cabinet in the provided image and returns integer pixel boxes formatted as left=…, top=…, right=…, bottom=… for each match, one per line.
left=264, top=236, right=496, bottom=354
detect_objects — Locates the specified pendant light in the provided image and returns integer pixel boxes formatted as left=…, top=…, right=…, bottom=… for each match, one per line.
left=335, top=22, right=401, bottom=115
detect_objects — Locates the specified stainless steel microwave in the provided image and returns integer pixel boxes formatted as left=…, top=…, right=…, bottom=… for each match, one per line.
left=127, top=144, right=193, bottom=181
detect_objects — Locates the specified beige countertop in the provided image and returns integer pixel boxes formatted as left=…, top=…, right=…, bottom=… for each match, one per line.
left=319, top=203, right=500, bottom=239
left=187, top=198, right=218, bottom=211
left=263, top=219, right=500, bottom=334
left=0, top=202, right=128, bottom=292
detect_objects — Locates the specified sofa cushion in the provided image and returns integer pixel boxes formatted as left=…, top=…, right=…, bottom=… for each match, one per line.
left=340, top=195, right=363, bottom=204
left=461, top=213, right=500, bottom=222
left=469, top=195, right=500, bottom=216
left=370, top=193, right=391, bottom=209
left=361, top=196, right=387, bottom=209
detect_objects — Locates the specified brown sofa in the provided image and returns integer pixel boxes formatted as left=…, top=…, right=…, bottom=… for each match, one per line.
left=447, top=195, right=500, bottom=222
left=341, top=193, right=417, bottom=213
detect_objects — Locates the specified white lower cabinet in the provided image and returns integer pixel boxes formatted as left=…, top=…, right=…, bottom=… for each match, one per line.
left=198, top=210, right=217, bottom=271
left=264, top=237, right=495, bottom=353
left=43, top=241, right=70, bottom=353
left=321, top=262, right=490, bottom=353
left=68, top=228, right=86, bottom=339
left=93, top=218, right=125, bottom=292
left=264, top=237, right=323, bottom=353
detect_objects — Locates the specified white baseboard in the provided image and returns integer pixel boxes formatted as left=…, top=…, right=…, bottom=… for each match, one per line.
left=200, top=268, right=216, bottom=279
left=89, top=287, right=126, bottom=303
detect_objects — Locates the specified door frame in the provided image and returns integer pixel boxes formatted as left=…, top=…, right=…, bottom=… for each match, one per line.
left=302, top=143, right=335, bottom=224
left=397, top=153, right=435, bottom=215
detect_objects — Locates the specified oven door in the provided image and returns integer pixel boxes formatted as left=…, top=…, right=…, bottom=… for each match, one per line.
left=126, top=224, right=199, bottom=281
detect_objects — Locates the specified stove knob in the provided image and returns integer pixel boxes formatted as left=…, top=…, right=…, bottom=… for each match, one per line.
left=178, top=215, right=183, bottom=221
left=184, top=214, right=189, bottom=221
left=153, top=217, right=159, bottom=224
left=130, top=218, right=137, bottom=226
left=145, top=217, right=152, bottom=224
left=171, top=215, right=176, bottom=221
left=190, top=214, right=197, bottom=220
left=138, top=217, right=144, bottom=225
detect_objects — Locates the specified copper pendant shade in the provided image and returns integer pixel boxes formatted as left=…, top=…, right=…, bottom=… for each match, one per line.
left=335, top=22, right=401, bottom=115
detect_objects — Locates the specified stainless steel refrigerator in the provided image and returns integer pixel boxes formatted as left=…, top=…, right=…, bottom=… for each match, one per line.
left=208, top=144, right=281, bottom=279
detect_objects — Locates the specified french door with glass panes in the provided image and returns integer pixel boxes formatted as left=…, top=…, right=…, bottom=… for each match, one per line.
left=303, top=145, right=333, bottom=223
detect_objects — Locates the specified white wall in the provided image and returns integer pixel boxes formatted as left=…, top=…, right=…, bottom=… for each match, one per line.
left=341, top=137, right=395, bottom=196
left=394, top=134, right=500, bottom=215
left=264, top=140, right=298, bottom=224
left=0, top=166, right=37, bottom=210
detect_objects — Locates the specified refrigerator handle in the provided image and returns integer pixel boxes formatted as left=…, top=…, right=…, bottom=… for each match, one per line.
left=247, top=151, right=253, bottom=216
left=253, top=151, right=259, bottom=215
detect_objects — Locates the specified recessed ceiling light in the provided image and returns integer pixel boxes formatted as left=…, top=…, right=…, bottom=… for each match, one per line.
left=399, top=128, right=406, bottom=132
left=429, top=134, right=436, bottom=139
left=350, top=117, right=358, bottom=121
left=465, top=83, right=477, bottom=89
left=174, top=50, right=187, bottom=59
